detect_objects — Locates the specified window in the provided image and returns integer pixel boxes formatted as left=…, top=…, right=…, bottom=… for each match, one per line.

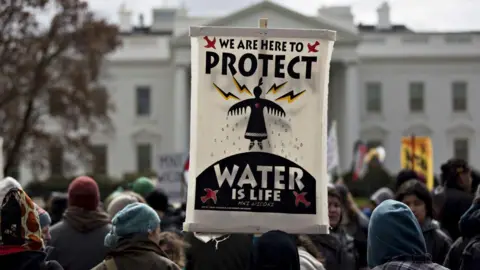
left=366, top=82, right=382, bottom=113
left=91, top=144, right=108, bottom=174
left=136, top=143, right=152, bottom=173
left=136, top=86, right=151, bottom=116
left=92, top=86, right=108, bottom=115
left=409, top=82, right=424, bottom=112
left=452, top=81, right=467, bottom=112
left=49, top=146, right=64, bottom=176
left=454, top=138, right=469, bottom=162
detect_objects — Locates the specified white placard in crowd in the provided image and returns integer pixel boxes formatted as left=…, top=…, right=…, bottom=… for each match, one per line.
left=156, top=153, right=188, bottom=204
left=185, top=25, right=336, bottom=234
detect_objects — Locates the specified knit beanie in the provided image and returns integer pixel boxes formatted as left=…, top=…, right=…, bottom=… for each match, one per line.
left=68, top=176, right=100, bottom=211
left=107, top=194, right=141, bottom=218
left=131, top=177, right=155, bottom=197
left=35, top=205, right=51, bottom=228
left=104, top=202, right=160, bottom=248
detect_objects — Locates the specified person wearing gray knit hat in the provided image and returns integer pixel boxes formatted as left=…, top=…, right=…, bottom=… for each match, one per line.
left=107, top=193, right=143, bottom=218
left=92, top=203, right=180, bottom=270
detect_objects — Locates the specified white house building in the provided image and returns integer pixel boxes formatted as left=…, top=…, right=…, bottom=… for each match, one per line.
left=18, top=1, right=480, bottom=182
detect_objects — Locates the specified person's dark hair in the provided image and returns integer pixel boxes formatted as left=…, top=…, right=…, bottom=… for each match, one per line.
left=395, top=169, right=423, bottom=191
left=295, top=235, right=325, bottom=263
left=440, top=158, right=470, bottom=190
left=145, top=189, right=169, bottom=212
left=395, top=180, right=434, bottom=218
left=327, top=184, right=341, bottom=202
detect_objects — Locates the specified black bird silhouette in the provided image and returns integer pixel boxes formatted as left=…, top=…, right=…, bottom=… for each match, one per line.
left=228, top=78, right=286, bottom=150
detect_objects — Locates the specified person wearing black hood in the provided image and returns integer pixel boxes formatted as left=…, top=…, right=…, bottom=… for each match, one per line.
left=309, top=185, right=356, bottom=270
left=434, top=159, right=473, bottom=241
left=444, top=185, right=480, bottom=270
left=249, top=230, right=300, bottom=270
left=395, top=180, right=452, bottom=264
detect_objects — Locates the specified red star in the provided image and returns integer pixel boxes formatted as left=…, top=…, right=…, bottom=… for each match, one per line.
left=307, top=41, right=320, bottom=53
left=201, top=188, right=218, bottom=204
left=293, top=191, right=311, bottom=207
left=203, top=36, right=216, bottom=49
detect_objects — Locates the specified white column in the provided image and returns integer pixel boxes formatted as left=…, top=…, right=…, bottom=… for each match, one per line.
left=174, top=65, right=188, bottom=153
left=341, top=61, right=360, bottom=171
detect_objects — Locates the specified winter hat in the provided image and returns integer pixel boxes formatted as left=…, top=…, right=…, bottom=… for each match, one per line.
left=104, top=187, right=125, bottom=209
left=107, top=193, right=142, bottom=218
left=146, top=189, right=169, bottom=212
left=249, top=230, right=300, bottom=270
left=104, top=202, right=160, bottom=248
left=35, top=205, right=51, bottom=229
left=68, top=176, right=100, bottom=211
left=131, top=177, right=155, bottom=197
left=0, top=177, right=22, bottom=203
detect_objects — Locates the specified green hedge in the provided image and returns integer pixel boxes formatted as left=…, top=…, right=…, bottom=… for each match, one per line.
left=24, top=171, right=157, bottom=200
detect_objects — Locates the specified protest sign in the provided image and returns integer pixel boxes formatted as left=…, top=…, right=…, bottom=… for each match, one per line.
left=156, top=153, right=188, bottom=203
left=400, top=136, right=434, bottom=190
left=185, top=23, right=336, bottom=234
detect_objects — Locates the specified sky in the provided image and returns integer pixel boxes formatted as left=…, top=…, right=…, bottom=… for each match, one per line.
left=86, top=0, right=480, bottom=32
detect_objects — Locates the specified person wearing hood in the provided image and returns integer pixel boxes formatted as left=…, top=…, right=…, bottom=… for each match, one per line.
left=309, top=185, right=356, bottom=270
left=249, top=230, right=300, bottom=270
left=395, top=180, right=452, bottom=264
left=0, top=176, right=22, bottom=202
left=92, top=202, right=180, bottom=270
left=48, top=176, right=111, bottom=270
left=367, top=199, right=448, bottom=270
left=0, top=188, right=63, bottom=270
left=444, top=185, right=480, bottom=270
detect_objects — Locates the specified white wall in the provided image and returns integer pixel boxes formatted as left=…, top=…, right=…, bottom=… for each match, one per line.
left=359, top=59, right=480, bottom=174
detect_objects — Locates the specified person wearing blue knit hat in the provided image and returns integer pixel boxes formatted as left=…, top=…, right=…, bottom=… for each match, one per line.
left=91, top=203, right=180, bottom=270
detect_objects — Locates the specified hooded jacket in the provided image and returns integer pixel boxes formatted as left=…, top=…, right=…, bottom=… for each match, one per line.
left=367, top=200, right=447, bottom=270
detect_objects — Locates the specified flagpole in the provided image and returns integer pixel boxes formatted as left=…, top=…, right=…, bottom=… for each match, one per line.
left=411, top=133, right=415, bottom=171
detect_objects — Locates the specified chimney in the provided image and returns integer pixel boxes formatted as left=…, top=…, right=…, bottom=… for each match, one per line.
left=317, top=6, right=355, bottom=30
left=376, top=2, right=391, bottom=29
left=118, top=3, right=132, bottom=32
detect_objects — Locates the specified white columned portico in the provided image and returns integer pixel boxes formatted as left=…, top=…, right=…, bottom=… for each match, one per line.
left=174, top=65, right=189, bottom=153
left=341, top=61, right=360, bottom=171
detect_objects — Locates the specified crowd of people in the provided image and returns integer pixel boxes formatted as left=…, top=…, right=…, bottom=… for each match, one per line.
left=0, top=158, right=480, bottom=269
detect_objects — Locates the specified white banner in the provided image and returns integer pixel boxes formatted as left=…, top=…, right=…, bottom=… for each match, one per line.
left=185, top=25, right=335, bottom=234
left=156, top=153, right=188, bottom=203
left=326, top=121, right=339, bottom=173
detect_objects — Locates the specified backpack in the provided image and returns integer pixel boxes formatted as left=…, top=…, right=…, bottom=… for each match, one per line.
left=460, top=235, right=480, bottom=270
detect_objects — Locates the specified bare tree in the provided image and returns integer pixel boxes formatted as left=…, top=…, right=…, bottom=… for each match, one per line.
left=0, top=0, right=121, bottom=178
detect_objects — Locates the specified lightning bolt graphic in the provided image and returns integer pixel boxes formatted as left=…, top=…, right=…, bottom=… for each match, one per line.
left=213, top=83, right=240, bottom=100
left=275, top=90, right=306, bottom=103
left=232, top=76, right=252, bottom=96
left=266, top=81, right=288, bottom=95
